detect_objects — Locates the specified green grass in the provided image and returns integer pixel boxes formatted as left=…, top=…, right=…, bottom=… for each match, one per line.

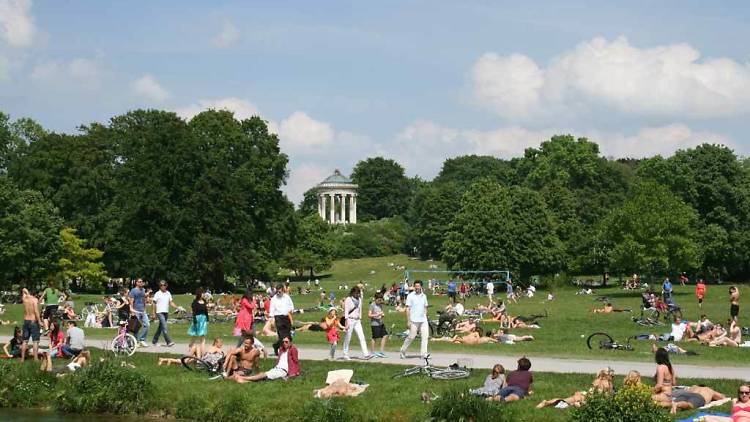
left=2, top=254, right=748, bottom=367
left=3, top=349, right=741, bottom=422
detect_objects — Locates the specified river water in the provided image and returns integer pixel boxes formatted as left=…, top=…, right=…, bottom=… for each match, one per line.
left=0, top=409, right=144, bottom=421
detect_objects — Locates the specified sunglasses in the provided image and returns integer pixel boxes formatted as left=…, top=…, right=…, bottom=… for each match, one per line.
left=740, top=391, right=750, bottom=395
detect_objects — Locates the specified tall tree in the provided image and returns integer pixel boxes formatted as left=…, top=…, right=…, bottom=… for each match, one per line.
left=407, top=181, right=461, bottom=259
left=297, top=187, right=319, bottom=216
left=434, top=155, right=515, bottom=188
left=56, top=228, right=108, bottom=290
left=281, top=214, right=334, bottom=277
left=442, top=179, right=563, bottom=278
left=351, top=157, right=411, bottom=221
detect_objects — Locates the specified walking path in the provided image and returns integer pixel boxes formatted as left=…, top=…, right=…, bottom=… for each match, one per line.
left=5, top=335, right=749, bottom=380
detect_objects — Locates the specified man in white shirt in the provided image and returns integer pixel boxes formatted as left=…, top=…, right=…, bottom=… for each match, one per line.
left=486, top=281, right=494, bottom=303
left=270, top=283, right=294, bottom=355
left=342, top=286, right=372, bottom=360
left=151, top=280, right=178, bottom=347
left=400, top=280, right=429, bottom=359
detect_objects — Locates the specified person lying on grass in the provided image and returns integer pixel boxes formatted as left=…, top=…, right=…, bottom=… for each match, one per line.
left=223, top=336, right=261, bottom=379
left=650, top=342, right=695, bottom=355
left=535, top=368, right=614, bottom=408
left=158, top=337, right=226, bottom=366
left=233, top=336, right=299, bottom=383
left=667, top=385, right=726, bottom=414
left=591, top=302, right=631, bottom=314
left=469, top=364, right=506, bottom=397
left=489, top=357, right=533, bottom=402
left=40, top=350, right=90, bottom=376
left=687, top=323, right=725, bottom=344
left=455, top=318, right=479, bottom=333
left=431, top=327, right=498, bottom=345
left=492, top=329, right=534, bottom=345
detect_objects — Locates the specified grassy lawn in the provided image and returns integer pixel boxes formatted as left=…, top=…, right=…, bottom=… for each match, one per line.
left=4, top=349, right=741, bottom=422
left=1, top=254, right=748, bottom=367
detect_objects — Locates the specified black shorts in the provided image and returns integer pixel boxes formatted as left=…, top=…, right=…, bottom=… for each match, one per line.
left=448, top=292, right=456, bottom=299
left=43, top=305, right=58, bottom=320
left=371, top=324, right=388, bottom=339
left=731, top=304, right=740, bottom=318
left=22, top=320, right=40, bottom=342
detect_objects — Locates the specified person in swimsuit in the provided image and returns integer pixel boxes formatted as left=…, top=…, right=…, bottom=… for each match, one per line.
left=669, top=386, right=725, bottom=414
left=730, top=286, right=740, bottom=323
left=536, top=368, right=614, bottom=408
left=21, top=288, right=42, bottom=361
left=652, top=347, right=676, bottom=407
left=700, top=384, right=750, bottom=422
left=224, top=336, right=260, bottom=379
left=710, top=319, right=742, bottom=347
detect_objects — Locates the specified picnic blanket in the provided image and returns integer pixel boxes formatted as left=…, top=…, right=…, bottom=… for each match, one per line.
left=677, top=411, right=730, bottom=422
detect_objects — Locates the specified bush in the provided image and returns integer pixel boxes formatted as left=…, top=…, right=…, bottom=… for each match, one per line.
left=301, top=398, right=352, bottom=422
left=0, top=360, right=57, bottom=408
left=55, top=358, right=154, bottom=415
left=332, top=217, right=409, bottom=259
left=570, top=384, right=669, bottom=422
left=429, top=389, right=515, bottom=422
left=176, top=391, right=265, bottom=422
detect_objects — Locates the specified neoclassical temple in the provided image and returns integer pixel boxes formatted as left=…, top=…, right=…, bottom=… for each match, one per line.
left=316, top=169, right=357, bottom=224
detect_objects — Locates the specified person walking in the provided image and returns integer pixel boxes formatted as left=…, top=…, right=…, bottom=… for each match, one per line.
left=151, top=281, right=178, bottom=347
left=662, top=277, right=673, bottom=300
left=486, top=280, right=495, bottom=304
left=447, top=279, right=457, bottom=303
left=506, top=279, right=517, bottom=304
left=188, top=287, right=209, bottom=357
left=400, top=280, right=429, bottom=359
left=696, top=279, right=707, bottom=309
left=369, top=293, right=388, bottom=357
left=342, top=286, right=371, bottom=360
left=270, top=284, right=294, bottom=355
left=128, top=278, right=150, bottom=347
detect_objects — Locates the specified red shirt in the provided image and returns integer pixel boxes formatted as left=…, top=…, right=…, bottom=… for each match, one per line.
left=263, top=298, right=271, bottom=314
left=696, top=283, right=706, bottom=297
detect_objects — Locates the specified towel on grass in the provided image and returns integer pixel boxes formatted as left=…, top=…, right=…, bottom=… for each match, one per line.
left=677, top=411, right=730, bottom=422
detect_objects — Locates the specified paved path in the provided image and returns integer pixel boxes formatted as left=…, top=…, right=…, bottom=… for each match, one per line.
left=5, top=335, right=749, bottom=380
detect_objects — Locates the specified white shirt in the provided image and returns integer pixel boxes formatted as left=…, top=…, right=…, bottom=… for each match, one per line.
left=405, top=291, right=428, bottom=323
left=344, top=296, right=362, bottom=320
left=671, top=322, right=687, bottom=341
left=277, top=350, right=289, bottom=372
left=454, top=302, right=465, bottom=316
left=253, top=337, right=265, bottom=352
left=152, top=290, right=172, bottom=314
left=486, top=282, right=494, bottom=294
left=270, top=294, right=294, bottom=317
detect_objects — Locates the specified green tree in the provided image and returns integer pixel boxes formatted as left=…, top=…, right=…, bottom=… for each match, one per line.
left=0, top=177, right=63, bottom=287
left=282, top=214, right=334, bottom=277
left=597, top=182, right=702, bottom=275
left=57, top=228, right=108, bottom=290
left=442, top=180, right=563, bottom=278
left=434, top=155, right=515, bottom=188
left=351, top=157, right=411, bottom=221
left=407, top=181, right=461, bottom=259
left=298, top=188, right=319, bottom=216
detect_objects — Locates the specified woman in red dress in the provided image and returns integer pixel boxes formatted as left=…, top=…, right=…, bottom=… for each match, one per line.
left=233, top=289, right=256, bottom=337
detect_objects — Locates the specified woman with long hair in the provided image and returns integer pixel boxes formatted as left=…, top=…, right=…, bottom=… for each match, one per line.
left=652, top=347, right=676, bottom=407
left=233, top=288, right=255, bottom=337
left=188, top=287, right=209, bottom=357
left=48, top=320, right=64, bottom=358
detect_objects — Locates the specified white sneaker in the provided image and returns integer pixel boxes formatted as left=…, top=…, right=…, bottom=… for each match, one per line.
left=139, top=341, right=149, bottom=347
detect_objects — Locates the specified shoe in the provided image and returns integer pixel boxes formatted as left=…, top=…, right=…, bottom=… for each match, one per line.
left=152, top=342, right=158, bottom=346
left=165, top=342, right=175, bottom=347
left=139, top=341, right=149, bottom=347
left=378, top=352, right=387, bottom=358
left=399, top=351, right=406, bottom=359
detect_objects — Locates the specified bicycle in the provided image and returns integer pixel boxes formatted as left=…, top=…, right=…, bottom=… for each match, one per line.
left=392, top=354, right=471, bottom=380
left=180, top=355, right=225, bottom=378
left=110, top=320, right=138, bottom=357
left=586, top=332, right=634, bottom=351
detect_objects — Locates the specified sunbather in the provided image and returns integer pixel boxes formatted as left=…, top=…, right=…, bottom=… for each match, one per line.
left=669, top=385, right=726, bottom=414
left=536, top=368, right=614, bottom=408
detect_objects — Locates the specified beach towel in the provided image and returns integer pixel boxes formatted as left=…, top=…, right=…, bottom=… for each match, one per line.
left=677, top=411, right=730, bottom=422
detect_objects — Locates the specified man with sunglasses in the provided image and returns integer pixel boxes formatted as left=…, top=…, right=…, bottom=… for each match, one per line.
left=234, top=336, right=299, bottom=382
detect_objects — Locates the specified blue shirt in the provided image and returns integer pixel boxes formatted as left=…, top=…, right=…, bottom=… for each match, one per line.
left=447, top=281, right=457, bottom=293
left=506, top=283, right=513, bottom=294
left=129, top=287, right=146, bottom=312
left=663, top=280, right=672, bottom=293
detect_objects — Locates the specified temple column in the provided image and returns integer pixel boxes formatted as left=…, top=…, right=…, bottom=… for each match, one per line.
left=352, top=194, right=357, bottom=224
left=328, top=193, right=334, bottom=223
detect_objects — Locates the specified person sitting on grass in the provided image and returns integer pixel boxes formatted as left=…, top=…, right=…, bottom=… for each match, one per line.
left=2, top=326, right=23, bottom=358
left=46, top=320, right=65, bottom=359
left=470, top=364, right=506, bottom=397
left=536, top=368, right=614, bottom=408
left=233, top=336, right=299, bottom=383
left=224, top=336, right=261, bottom=379
left=492, top=329, right=534, bottom=345
left=431, top=327, right=498, bottom=345
left=668, top=385, right=726, bottom=414
left=709, top=319, right=742, bottom=347
left=455, top=318, right=479, bottom=333
left=622, top=370, right=642, bottom=387
left=687, top=322, right=725, bottom=344
left=591, top=302, right=631, bottom=314
left=491, top=357, right=533, bottom=402
left=60, top=320, right=86, bottom=359
left=651, top=347, right=676, bottom=408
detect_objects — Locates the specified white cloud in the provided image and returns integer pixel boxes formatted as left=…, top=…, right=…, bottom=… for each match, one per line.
left=132, top=74, right=169, bottom=102
left=175, top=97, right=261, bottom=121
left=590, top=124, right=733, bottom=158
left=30, top=58, right=104, bottom=89
left=471, top=36, right=750, bottom=119
left=278, top=111, right=335, bottom=151
left=284, top=162, right=331, bottom=206
left=0, top=0, right=35, bottom=47
left=213, top=20, right=239, bottom=48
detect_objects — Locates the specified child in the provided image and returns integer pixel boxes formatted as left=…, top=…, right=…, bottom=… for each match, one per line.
left=323, top=309, right=343, bottom=359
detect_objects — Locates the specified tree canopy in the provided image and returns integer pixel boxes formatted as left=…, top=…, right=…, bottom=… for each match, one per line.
left=351, top=157, right=411, bottom=221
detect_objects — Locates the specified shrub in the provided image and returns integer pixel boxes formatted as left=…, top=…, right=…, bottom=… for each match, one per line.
left=0, top=360, right=57, bottom=408
left=175, top=394, right=212, bottom=421
left=429, top=389, right=515, bottom=422
left=301, top=398, right=352, bottom=422
left=55, top=358, right=154, bottom=415
left=570, top=384, right=669, bottom=422
left=176, top=391, right=266, bottom=422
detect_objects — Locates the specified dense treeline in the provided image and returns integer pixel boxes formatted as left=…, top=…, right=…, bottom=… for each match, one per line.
left=2, top=108, right=748, bottom=289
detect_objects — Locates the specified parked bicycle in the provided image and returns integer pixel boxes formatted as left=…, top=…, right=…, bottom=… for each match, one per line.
left=110, top=320, right=138, bottom=357
left=181, top=355, right=225, bottom=379
left=586, top=332, right=634, bottom=351
left=392, top=354, right=471, bottom=380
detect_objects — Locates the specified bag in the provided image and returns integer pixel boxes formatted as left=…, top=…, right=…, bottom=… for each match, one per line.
left=128, top=315, right=142, bottom=334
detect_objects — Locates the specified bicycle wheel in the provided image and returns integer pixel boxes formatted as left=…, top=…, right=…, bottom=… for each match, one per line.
left=392, top=366, right=423, bottom=379
left=430, top=368, right=471, bottom=380
left=181, top=356, right=210, bottom=372
left=586, top=332, right=614, bottom=350
left=111, top=333, right=137, bottom=357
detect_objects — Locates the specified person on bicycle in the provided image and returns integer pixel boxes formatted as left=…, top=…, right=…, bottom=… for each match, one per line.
left=399, top=280, right=429, bottom=359
left=128, top=278, right=150, bottom=347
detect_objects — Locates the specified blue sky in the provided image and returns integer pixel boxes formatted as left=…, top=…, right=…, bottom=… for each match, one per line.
left=1, top=1, right=749, bottom=203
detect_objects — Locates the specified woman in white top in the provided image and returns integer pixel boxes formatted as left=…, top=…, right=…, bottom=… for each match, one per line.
left=342, top=287, right=372, bottom=360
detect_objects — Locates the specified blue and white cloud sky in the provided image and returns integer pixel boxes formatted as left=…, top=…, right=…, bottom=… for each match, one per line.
left=1, top=1, right=749, bottom=204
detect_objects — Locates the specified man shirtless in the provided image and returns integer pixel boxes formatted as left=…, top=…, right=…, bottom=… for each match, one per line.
left=21, top=288, right=42, bottom=361
left=224, top=337, right=260, bottom=380
left=591, top=303, right=631, bottom=314
left=669, top=385, right=726, bottom=414
left=431, top=328, right=499, bottom=345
